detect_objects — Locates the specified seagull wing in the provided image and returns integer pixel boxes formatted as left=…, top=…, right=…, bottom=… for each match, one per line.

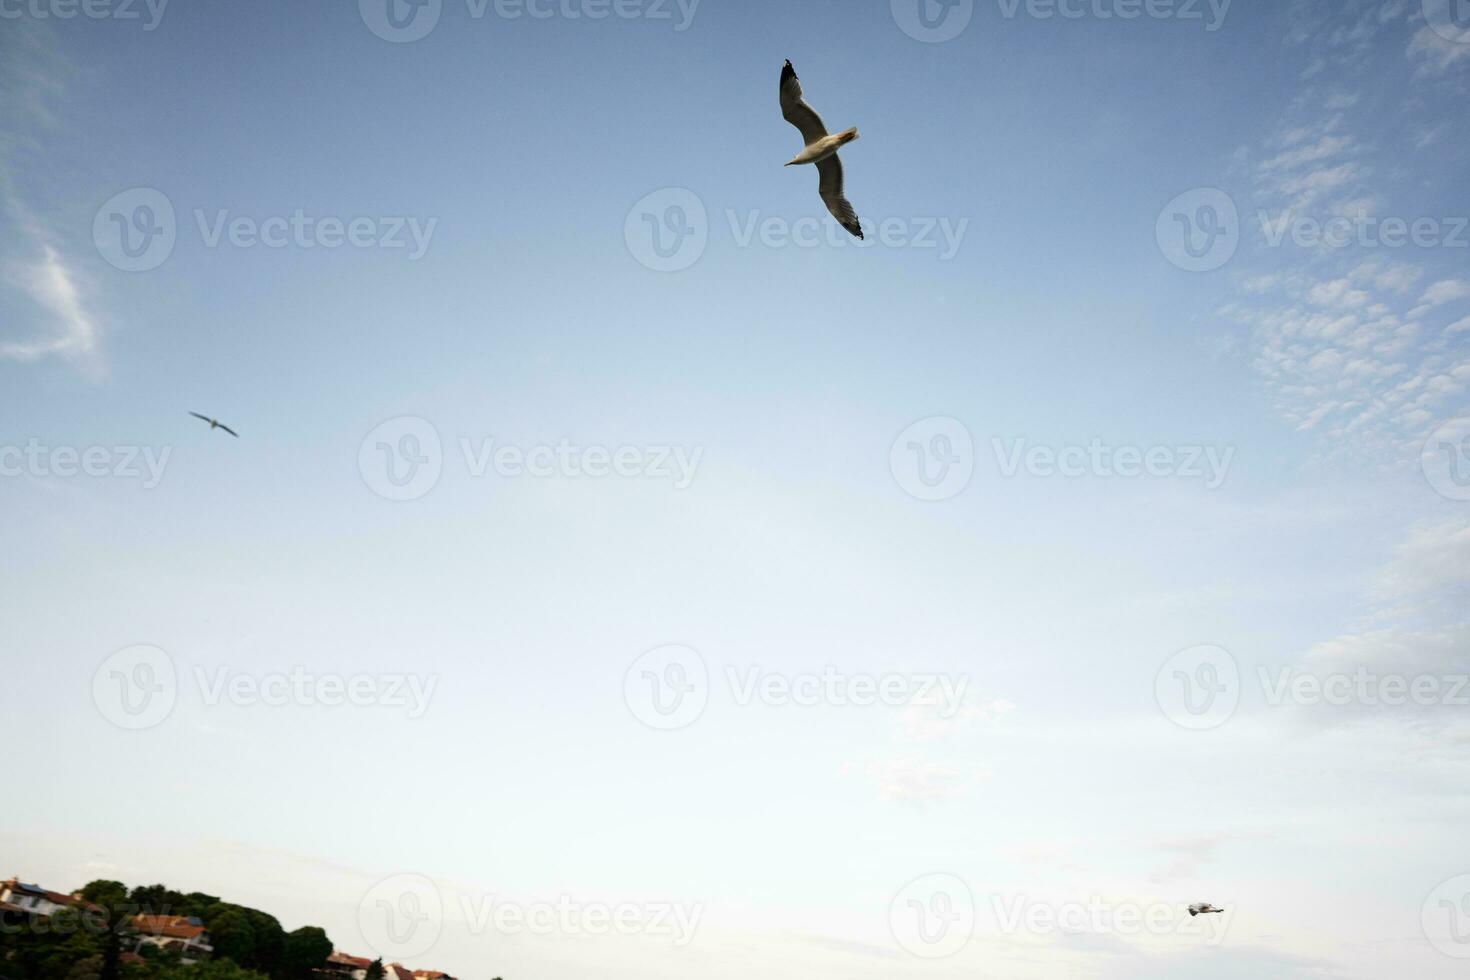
left=816, top=154, right=863, bottom=239
left=189, top=412, right=212, bottom=423
left=780, top=60, right=828, bottom=145
left=217, top=424, right=239, bottom=438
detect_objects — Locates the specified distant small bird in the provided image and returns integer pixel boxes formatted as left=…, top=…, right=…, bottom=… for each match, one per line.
left=189, top=412, right=238, bottom=438
left=1188, top=903, right=1224, bottom=917
left=779, top=60, right=863, bottom=240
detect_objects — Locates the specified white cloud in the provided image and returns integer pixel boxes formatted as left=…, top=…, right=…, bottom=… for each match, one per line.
left=1418, top=279, right=1470, bottom=308
left=0, top=245, right=100, bottom=365
left=847, top=755, right=987, bottom=802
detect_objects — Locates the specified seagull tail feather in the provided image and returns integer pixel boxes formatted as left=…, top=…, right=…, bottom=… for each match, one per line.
left=836, top=127, right=860, bottom=146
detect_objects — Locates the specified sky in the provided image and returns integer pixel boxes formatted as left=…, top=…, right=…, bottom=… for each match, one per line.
left=1, top=0, right=1469, bottom=977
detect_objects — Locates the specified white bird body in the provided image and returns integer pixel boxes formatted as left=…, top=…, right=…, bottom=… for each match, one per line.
left=785, top=128, right=860, bottom=167
left=1188, top=903, right=1225, bottom=917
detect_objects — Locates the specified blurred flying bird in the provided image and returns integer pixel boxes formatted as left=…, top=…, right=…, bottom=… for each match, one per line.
left=780, top=60, right=863, bottom=240
left=1188, top=903, right=1225, bottom=917
left=189, top=412, right=238, bottom=438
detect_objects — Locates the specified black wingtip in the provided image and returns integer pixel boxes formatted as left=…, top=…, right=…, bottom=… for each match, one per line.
left=782, top=60, right=796, bottom=81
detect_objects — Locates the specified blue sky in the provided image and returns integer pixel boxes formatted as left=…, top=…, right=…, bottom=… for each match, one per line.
left=2, top=1, right=1469, bottom=978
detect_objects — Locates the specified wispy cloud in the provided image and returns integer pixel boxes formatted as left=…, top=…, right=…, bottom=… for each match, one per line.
left=0, top=24, right=104, bottom=374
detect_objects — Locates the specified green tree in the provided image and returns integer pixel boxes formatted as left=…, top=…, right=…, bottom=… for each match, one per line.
left=364, top=959, right=385, bottom=980
left=277, top=925, right=332, bottom=979
left=79, top=881, right=130, bottom=910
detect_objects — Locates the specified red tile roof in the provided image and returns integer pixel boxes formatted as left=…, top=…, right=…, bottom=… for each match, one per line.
left=327, top=951, right=375, bottom=969
left=131, top=914, right=208, bottom=941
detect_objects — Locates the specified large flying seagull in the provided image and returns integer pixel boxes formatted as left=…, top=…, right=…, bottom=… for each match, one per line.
left=189, top=412, right=238, bottom=438
left=780, top=60, right=863, bottom=240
